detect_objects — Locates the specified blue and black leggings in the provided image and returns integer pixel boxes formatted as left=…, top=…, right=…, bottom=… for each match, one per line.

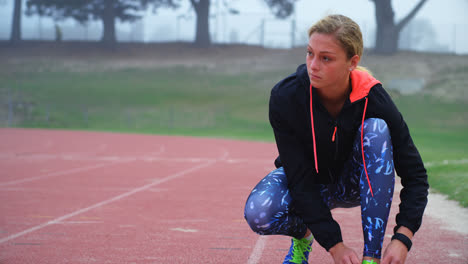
left=244, top=118, right=395, bottom=259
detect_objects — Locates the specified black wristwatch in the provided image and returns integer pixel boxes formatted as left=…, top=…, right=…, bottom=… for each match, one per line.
left=391, top=233, right=412, bottom=251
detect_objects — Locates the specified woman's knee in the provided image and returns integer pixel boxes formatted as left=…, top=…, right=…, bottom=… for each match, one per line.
left=358, top=118, right=393, bottom=158
left=244, top=193, right=280, bottom=234
left=358, top=118, right=395, bottom=194
left=362, top=118, right=391, bottom=139
left=244, top=168, right=290, bottom=233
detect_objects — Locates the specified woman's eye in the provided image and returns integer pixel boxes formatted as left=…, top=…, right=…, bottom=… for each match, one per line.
left=322, top=56, right=330, bottom=62
left=306, top=51, right=312, bottom=56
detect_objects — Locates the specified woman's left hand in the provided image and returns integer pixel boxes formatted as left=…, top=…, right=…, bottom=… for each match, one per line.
left=381, top=239, right=408, bottom=264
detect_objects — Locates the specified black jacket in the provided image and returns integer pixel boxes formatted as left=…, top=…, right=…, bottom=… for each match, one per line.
left=269, top=64, right=429, bottom=251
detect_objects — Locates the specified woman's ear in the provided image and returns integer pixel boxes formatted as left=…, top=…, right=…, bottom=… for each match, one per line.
left=349, top=55, right=360, bottom=71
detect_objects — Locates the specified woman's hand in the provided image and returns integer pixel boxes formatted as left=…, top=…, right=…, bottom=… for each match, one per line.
left=329, top=242, right=360, bottom=264
left=382, top=226, right=413, bottom=264
left=381, top=239, right=408, bottom=264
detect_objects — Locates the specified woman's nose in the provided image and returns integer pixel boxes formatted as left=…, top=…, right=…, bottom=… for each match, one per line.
left=309, top=57, right=319, bottom=71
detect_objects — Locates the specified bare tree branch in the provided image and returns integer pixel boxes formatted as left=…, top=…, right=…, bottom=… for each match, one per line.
left=396, top=0, right=428, bottom=31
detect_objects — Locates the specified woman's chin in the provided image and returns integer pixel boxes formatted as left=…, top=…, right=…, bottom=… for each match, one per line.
left=309, top=81, right=322, bottom=89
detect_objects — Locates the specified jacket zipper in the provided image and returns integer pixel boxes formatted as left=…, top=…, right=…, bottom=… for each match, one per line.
left=332, top=121, right=339, bottom=160
left=332, top=126, right=337, bottom=142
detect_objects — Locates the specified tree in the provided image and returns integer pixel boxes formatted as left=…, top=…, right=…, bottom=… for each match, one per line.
left=263, top=0, right=296, bottom=19
left=10, top=0, right=22, bottom=43
left=189, top=0, right=298, bottom=47
left=25, top=0, right=179, bottom=46
left=370, top=0, right=428, bottom=54
left=189, top=0, right=210, bottom=47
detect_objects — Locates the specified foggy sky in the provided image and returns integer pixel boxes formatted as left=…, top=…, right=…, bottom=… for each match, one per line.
left=0, top=0, right=467, bottom=53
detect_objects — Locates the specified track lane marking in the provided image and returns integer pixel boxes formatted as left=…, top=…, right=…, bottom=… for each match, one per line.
left=0, top=145, right=167, bottom=187
left=0, top=152, right=225, bottom=244
left=247, top=236, right=267, bottom=264
left=0, top=162, right=119, bottom=187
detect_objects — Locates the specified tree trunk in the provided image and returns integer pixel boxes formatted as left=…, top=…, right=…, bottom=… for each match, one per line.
left=373, top=0, right=398, bottom=54
left=10, top=0, right=22, bottom=43
left=190, top=0, right=211, bottom=47
left=101, top=0, right=116, bottom=47
left=372, top=0, right=428, bottom=55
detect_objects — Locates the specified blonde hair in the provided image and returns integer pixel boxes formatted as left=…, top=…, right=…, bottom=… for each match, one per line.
left=308, top=14, right=370, bottom=73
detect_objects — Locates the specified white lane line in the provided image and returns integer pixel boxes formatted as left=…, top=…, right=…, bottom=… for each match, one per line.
left=247, top=236, right=267, bottom=264
left=0, top=144, right=165, bottom=163
left=0, top=162, right=118, bottom=187
left=0, top=139, right=167, bottom=187
left=425, top=158, right=468, bottom=168
left=0, top=159, right=218, bottom=244
left=0, top=152, right=270, bottom=164
left=170, top=228, right=198, bottom=233
left=56, top=221, right=103, bottom=224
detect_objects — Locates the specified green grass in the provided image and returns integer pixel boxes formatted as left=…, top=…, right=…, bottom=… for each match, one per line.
left=394, top=95, right=468, bottom=161
left=1, top=65, right=467, bottom=207
left=1, top=67, right=287, bottom=141
left=426, top=163, right=468, bottom=207
left=392, top=94, right=468, bottom=206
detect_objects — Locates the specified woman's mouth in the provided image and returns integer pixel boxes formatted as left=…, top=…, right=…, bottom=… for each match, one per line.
left=310, top=74, right=321, bottom=80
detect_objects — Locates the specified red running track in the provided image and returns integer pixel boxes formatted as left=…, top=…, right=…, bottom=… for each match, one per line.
left=0, top=128, right=466, bottom=263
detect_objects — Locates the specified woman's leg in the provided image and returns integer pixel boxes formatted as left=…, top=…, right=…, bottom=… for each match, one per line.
left=244, top=118, right=394, bottom=262
left=358, top=118, right=395, bottom=260
left=320, top=118, right=395, bottom=262
left=244, top=168, right=313, bottom=264
left=244, top=167, right=307, bottom=239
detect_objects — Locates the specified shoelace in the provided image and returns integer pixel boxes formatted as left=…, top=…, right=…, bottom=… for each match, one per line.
left=290, top=239, right=311, bottom=263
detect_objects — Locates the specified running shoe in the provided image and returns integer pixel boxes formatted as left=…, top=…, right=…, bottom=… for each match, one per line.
left=283, top=237, right=313, bottom=264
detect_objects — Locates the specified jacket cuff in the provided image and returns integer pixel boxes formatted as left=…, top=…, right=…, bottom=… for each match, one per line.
left=394, top=215, right=422, bottom=235
left=393, top=222, right=418, bottom=235
left=309, top=220, right=343, bottom=251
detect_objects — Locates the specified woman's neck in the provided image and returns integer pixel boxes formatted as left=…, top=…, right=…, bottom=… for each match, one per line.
left=316, top=79, right=351, bottom=118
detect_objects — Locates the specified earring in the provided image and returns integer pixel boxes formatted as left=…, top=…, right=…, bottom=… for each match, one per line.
left=349, top=68, right=353, bottom=71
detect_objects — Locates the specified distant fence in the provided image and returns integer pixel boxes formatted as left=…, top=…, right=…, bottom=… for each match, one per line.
left=0, top=12, right=467, bottom=54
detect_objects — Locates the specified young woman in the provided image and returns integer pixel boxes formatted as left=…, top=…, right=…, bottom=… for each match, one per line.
left=244, top=15, right=428, bottom=264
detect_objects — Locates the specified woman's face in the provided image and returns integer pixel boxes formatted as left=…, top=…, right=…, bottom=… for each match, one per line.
left=306, top=33, right=358, bottom=91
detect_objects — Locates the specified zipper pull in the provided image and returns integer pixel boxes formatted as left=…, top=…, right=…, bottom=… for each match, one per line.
left=332, top=125, right=337, bottom=142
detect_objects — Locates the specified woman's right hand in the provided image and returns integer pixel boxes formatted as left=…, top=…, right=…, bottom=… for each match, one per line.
left=329, top=242, right=360, bottom=264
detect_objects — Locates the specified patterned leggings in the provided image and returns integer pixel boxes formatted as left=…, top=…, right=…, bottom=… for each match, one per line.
left=244, top=118, right=395, bottom=259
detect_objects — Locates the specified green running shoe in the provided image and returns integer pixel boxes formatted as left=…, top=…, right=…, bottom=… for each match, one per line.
left=283, top=237, right=313, bottom=264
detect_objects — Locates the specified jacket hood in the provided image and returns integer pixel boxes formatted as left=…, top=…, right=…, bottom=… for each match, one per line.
left=349, top=70, right=381, bottom=102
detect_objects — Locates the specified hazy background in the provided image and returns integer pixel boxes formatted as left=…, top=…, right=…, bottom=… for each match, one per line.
left=1, top=0, right=467, bottom=53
